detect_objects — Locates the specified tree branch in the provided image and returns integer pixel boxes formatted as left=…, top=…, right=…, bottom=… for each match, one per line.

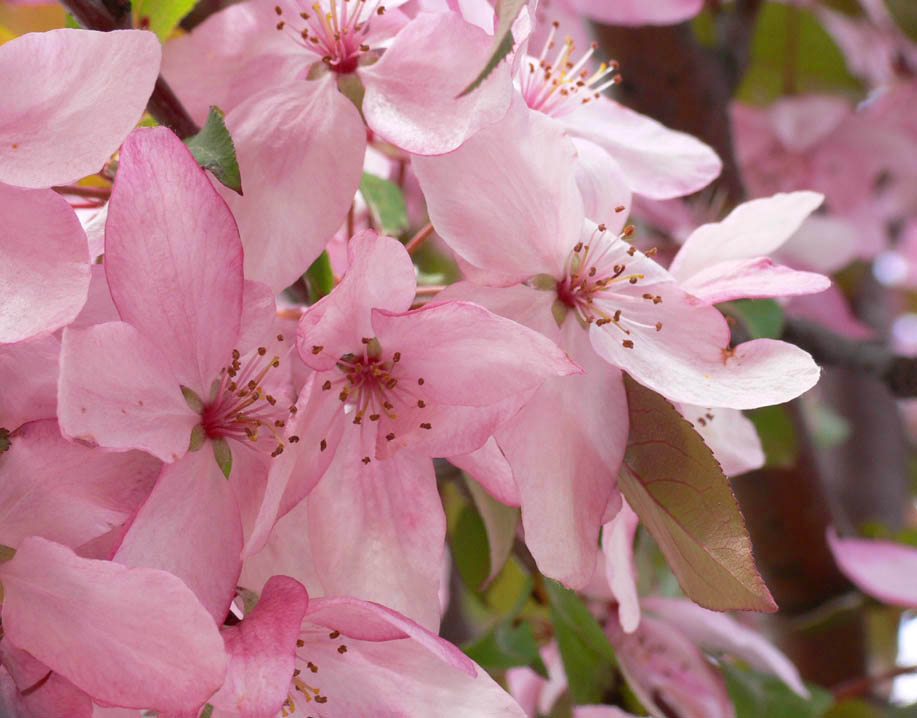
left=59, top=0, right=200, bottom=138
left=781, top=316, right=917, bottom=398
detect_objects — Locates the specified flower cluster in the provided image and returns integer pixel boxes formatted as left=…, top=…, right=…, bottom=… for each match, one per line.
left=0, top=1, right=837, bottom=716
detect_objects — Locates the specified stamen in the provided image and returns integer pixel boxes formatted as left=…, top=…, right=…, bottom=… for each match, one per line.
left=520, top=27, right=621, bottom=118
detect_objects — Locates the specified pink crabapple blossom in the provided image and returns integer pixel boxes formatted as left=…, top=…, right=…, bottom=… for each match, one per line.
left=413, top=93, right=823, bottom=587
left=518, top=17, right=722, bottom=207
left=58, top=127, right=296, bottom=622
left=245, top=229, right=580, bottom=629
left=162, top=0, right=515, bottom=292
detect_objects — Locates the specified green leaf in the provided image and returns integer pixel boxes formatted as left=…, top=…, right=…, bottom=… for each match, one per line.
left=465, top=475, right=520, bottom=587
left=199, top=704, right=214, bottom=718
left=0, top=428, right=9, bottom=454
left=482, top=556, right=534, bottom=616
left=722, top=663, right=833, bottom=718
left=463, top=619, right=546, bottom=675
left=452, top=504, right=491, bottom=590
left=748, top=404, right=798, bottom=468
left=719, top=298, right=785, bottom=339
left=183, top=106, right=243, bottom=195
left=737, top=2, right=863, bottom=103
left=458, top=0, right=527, bottom=97
left=135, top=0, right=198, bottom=41
left=359, top=173, right=408, bottom=236
left=212, top=437, right=232, bottom=479
left=825, top=699, right=884, bottom=718
left=65, top=13, right=81, bottom=29
left=180, top=384, right=204, bottom=413
left=0, top=544, right=16, bottom=563
left=304, top=250, right=335, bottom=301
left=619, top=375, right=777, bottom=612
left=188, top=424, right=206, bottom=452
left=545, top=578, right=617, bottom=704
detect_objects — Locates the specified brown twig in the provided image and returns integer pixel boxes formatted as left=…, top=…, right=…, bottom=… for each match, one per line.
left=781, top=316, right=917, bottom=398
left=52, top=184, right=111, bottom=200
left=832, top=664, right=917, bottom=701
left=405, top=223, right=434, bottom=255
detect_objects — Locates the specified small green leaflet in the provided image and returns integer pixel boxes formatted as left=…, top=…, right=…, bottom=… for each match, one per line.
left=359, top=173, right=408, bottom=236
left=720, top=298, right=785, bottom=339
left=135, top=0, right=198, bottom=41
left=212, top=437, right=232, bottom=479
left=183, top=106, right=243, bottom=195
left=619, top=375, right=777, bottom=612
left=304, top=251, right=335, bottom=301
left=458, top=0, right=527, bottom=97
left=462, top=619, right=547, bottom=676
left=545, top=578, right=618, bottom=705
left=748, top=404, right=799, bottom=468
left=723, top=664, right=833, bottom=718
left=199, top=704, right=214, bottom=718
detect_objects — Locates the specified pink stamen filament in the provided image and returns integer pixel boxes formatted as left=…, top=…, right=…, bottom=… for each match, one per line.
left=274, top=0, right=385, bottom=72
left=520, top=24, right=621, bottom=118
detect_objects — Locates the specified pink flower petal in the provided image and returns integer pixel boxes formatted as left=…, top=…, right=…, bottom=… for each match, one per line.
left=570, top=137, right=632, bottom=228
left=210, top=576, right=309, bottom=718
left=106, top=127, right=244, bottom=392
left=574, top=707, right=641, bottom=718
left=113, top=449, right=243, bottom=623
left=670, top=192, right=825, bottom=281
left=680, top=257, right=831, bottom=304
left=827, top=528, right=917, bottom=607
left=70, top=264, right=119, bottom=330
left=0, top=184, right=89, bottom=343
left=0, top=537, right=227, bottom=712
left=497, top=326, right=628, bottom=588
left=236, top=280, right=280, bottom=356
left=607, top=613, right=734, bottom=718
left=372, top=300, right=581, bottom=407
left=240, top=496, right=322, bottom=597
left=307, top=436, right=445, bottom=631
left=588, top=282, right=821, bottom=409
left=221, top=77, right=366, bottom=293
left=306, top=595, right=471, bottom=671
left=413, top=93, right=583, bottom=281
left=243, top=377, right=345, bottom=558
left=297, top=597, right=527, bottom=716
left=0, top=333, right=59, bottom=430
left=0, top=419, right=159, bottom=549
left=560, top=97, right=721, bottom=199
left=0, top=29, right=160, bottom=188
left=643, top=596, right=808, bottom=697
left=566, top=0, right=703, bottom=25
left=297, top=231, right=416, bottom=372
left=602, top=500, right=640, bottom=633
left=362, top=11, right=513, bottom=155
left=0, top=659, right=92, bottom=718
left=449, top=437, right=521, bottom=506
left=162, top=0, right=303, bottom=123
left=58, top=322, right=198, bottom=462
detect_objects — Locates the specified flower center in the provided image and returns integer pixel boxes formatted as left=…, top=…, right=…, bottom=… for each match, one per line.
left=553, top=224, right=664, bottom=347
left=274, top=0, right=386, bottom=74
left=200, top=337, right=292, bottom=457
left=519, top=22, right=621, bottom=118
left=280, top=629, right=350, bottom=714
left=309, top=336, right=431, bottom=464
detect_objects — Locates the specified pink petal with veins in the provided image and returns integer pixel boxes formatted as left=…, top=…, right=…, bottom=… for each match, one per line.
left=0, top=537, right=227, bottom=713
left=0, top=29, right=160, bottom=188
left=0, top=184, right=89, bottom=343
